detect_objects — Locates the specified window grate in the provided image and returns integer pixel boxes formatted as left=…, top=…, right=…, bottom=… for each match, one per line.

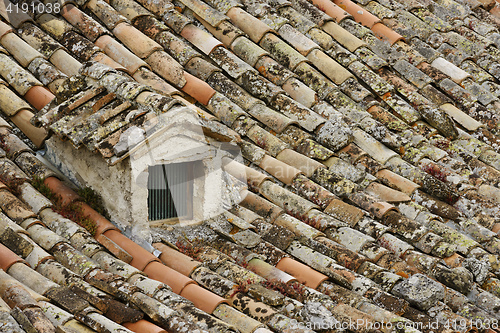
left=147, top=163, right=191, bottom=221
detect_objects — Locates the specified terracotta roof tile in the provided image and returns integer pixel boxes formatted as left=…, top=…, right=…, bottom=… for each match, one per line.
left=112, top=23, right=162, bottom=60
left=0, top=85, right=33, bottom=117
left=0, top=243, right=26, bottom=271
left=0, top=21, right=12, bottom=39
left=336, top=0, right=381, bottom=28
left=123, top=320, right=167, bottom=333
left=2, top=0, right=500, bottom=330
left=86, top=0, right=128, bottom=29
left=24, top=86, right=55, bottom=112
left=48, top=49, right=82, bottom=76
left=143, top=50, right=186, bottom=88
left=180, top=72, right=216, bottom=105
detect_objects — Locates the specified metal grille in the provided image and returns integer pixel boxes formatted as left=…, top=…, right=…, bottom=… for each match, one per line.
left=147, top=163, right=191, bottom=221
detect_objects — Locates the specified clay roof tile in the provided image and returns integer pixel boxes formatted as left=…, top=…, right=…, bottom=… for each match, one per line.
left=0, top=243, right=25, bottom=271
left=24, top=86, right=55, bottom=111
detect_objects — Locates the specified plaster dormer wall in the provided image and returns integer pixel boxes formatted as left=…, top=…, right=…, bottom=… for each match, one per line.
left=43, top=106, right=246, bottom=242
left=44, top=135, right=151, bottom=240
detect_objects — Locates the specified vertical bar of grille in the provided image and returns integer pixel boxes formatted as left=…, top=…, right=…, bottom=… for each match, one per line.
left=148, top=163, right=189, bottom=221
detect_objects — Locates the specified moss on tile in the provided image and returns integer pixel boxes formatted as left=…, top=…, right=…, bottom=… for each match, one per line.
left=31, top=176, right=99, bottom=235
left=32, top=176, right=56, bottom=201
left=76, top=186, right=108, bottom=218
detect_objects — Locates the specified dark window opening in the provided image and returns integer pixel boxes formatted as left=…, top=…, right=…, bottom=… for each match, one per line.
left=148, top=163, right=193, bottom=221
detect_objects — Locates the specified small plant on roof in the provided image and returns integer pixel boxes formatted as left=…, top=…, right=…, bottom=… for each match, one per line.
left=56, top=201, right=98, bottom=236
left=32, top=176, right=56, bottom=201
left=75, top=215, right=98, bottom=235
left=230, top=278, right=255, bottom=298
left=261, top=279, right=305, bottom=302
left=422, top=163, right=448, bottom=183
left=175, top=240, right=202, bottom=260
left=31, top=176, right=98, bottom=235
left=77, top=186, right=109, bottom=219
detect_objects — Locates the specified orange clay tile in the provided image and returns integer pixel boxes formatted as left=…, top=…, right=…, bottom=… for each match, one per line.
left=0, top=129, right=32, bottom=159
left=333, top=0, right=380, bottom=28
left=145, top=51, right=187, bottom=88
left=275, top=257, right=328, bottom=289
left=180, top=72, right=216, bottom=106
left=258, top=154, right=303, bottom=185
left=0, top=243, right=25, bottom=271
left=112, top=22, right=162, bottom=59
left=245, top=165, right=271, bottom=189
left=2, top=284, right=40, bottom=310
left=222, top=159, right=248, bottom=182
left=91, top=52, right=128, bottom=73
left=142, top=261, right=196, bottom=294
left=60, top=4, right=106, bottom=42
left=153, top=243, right=201, bottom=277
left=200, top=19, right=244, bottom=48
left=95, top=35, right=149, bottom=75
left=226, top=7, right=272, bottom=43
left=375, top=169, right=419, bottom=195
left=49, top=49, right=82, bottom=77
left=10, top=109, right=48, bottom=148
left=240, top=191, right=284, bottom=222
left=92, top=92, right=116, bottom=112
left=103, top=230, right=160, bottom=271
left=77, top=202, right=120, bottom=236
left=492, top=223, right=500, bottom=234
left=179, top=283, right=227, bottom=314
left=307, top=49, right=353, bottom=85
left=96, top=233, right=133, bottom=264
left=132, top=68, right=178, bottom=95
left=276, top=149, right=324, bottom=178
left=370, top=201, right=398, bottom=219
left=365, top=182, right=411, bottom=203
left=0, top=21, right=13, bottom=39
left=224, top=160, right=271, bottom=190
left=0, top=84, right=33, bottom=117
left=371, top=22, right=404, bottom=45
left=124, top=320, right=167, bottom=333
left=324, top=199, right=364, bottom=226
left=24, top=86, right=55, bottom=111
left=180, top=24, right=224, bottom=55
left=1, top=33, right=43, bottom=68
left=309, top=0, right=351, bottom=22
left=43, top=177, right=81, bottom=206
